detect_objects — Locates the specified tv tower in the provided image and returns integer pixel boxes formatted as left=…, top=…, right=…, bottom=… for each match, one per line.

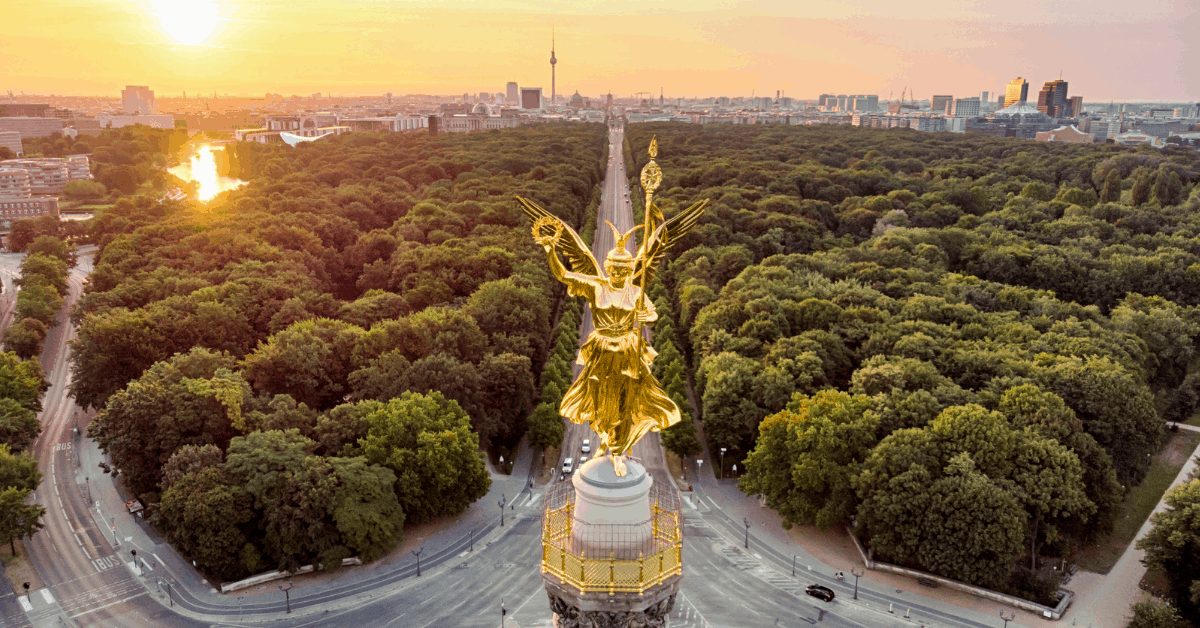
left=550, top=26, right=557, bottom=108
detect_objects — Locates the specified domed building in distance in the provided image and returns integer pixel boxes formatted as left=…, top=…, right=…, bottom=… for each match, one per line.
left=988, top=101, right=1053, bottom=125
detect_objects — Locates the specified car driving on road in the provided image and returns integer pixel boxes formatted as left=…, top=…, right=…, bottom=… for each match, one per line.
left=581, top=439, right=591, bottom=454
left=805, top=584, right=835, bottom=602
left=562, top=458, right=574, bottom=475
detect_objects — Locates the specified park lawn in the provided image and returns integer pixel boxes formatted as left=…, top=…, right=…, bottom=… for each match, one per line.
left=1075, top=429, right=1200, bottom=573
left=664, top=450, right=691, bottom=491
left=1186, top=411, right=1200, bottom=428
left=536, top=445, right=560, bottom=485
left=0, top=540, right=43, bottom=595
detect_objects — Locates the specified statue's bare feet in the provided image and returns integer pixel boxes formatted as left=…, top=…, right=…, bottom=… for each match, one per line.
left=612, top=454, right=627, bottom=477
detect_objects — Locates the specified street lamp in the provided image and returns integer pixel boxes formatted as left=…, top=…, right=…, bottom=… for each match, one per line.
left=720, top=448, right=726, bottom=479
left=499, top=493, right=506, bottom=527
left=743, top=517, right=750, bottom=549
left=278, top=580, right=293, bottom=614
left=162, top=580, right=173, bottom=607
left=1000, top=611, right=1016, bottom=627
left=850, top=567, right=865, bottom=600
left=412, top=545, right=424, bottom=577
left=791, top=554, right=797, bottom=577
left=499, top=455, right=504, bottom=475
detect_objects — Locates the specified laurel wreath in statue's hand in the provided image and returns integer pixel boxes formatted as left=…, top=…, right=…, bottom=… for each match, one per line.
left=532, top=216, right=563, bottom=248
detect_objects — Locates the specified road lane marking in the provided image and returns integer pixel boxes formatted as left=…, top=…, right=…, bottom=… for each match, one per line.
left=39, top=588, right=54, bottom=603
left=67, top=591, right=147, bottom=619
left=17, top=596, right=31, bottom=611
left=153, top=553, right=164, bottom=566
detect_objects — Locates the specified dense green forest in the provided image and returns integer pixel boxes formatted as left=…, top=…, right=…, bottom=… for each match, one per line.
left=626, top=123, right=1200, bottom=606
left=71, top=124, right=607, bottom=580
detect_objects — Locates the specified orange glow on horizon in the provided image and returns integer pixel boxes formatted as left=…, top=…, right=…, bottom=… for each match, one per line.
left=3, top=0, right=1196, bottom=101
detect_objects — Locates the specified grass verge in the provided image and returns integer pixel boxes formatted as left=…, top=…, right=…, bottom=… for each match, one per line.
left=0, top=540, right=43, bottom=594
left=664, top=450, right=691, bottom=490
left=1075, top=429, right=1200, bottom=573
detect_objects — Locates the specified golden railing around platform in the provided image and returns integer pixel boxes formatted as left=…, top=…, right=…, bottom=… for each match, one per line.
left=541, top=480, right=682, bottom=595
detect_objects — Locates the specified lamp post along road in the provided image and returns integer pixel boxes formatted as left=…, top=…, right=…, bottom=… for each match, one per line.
left=850, top=567, right=865, bottom=600
left=278, top=580, right=293, bottom=613
left=499, top=493, right=506, bottom=527
left=743, top=517, right=750, bottom=549
left=1000, top=611, right=1016, bottom=627
left=413, top=545, right=424, bottom=577
left=719, top=448, right=726, bottom=479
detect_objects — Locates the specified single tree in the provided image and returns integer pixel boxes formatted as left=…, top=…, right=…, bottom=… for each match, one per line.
left=0, top=487, right=44, bottom=555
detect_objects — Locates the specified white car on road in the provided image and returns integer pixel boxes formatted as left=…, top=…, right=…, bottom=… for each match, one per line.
left=562, top=458, right=574, bottom=475
left=581, top=439, right=591, bottom=454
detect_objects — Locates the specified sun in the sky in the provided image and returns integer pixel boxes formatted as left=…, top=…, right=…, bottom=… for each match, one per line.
left=153, top=0, right=220, bottom=46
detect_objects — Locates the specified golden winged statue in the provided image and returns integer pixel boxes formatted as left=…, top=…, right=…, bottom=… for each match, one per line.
left=517, top=137, right=707, bottom=476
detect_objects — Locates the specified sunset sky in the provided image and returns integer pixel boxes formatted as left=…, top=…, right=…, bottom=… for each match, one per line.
left=4, top=0, right=1197, bottom=101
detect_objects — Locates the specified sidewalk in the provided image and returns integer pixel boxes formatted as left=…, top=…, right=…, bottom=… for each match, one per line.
left=73, top=416, right=541, bottom=621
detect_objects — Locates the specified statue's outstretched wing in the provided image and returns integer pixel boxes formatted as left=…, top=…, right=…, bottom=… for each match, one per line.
left=634, top=199, right=708, bottom=289
left=516, top=196, right=601, bottom=277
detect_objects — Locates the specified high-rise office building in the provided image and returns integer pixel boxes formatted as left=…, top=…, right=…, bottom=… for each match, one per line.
left=520, top=87, right=543, bottom=110
left=506, top=82, right=519, bottom=105
left=121, top=85, right=156, bottom=115
left=931, top=95, right=953, bottom=114
left=837, top=95, right=848, bottom=110
left=1036, top=79, right=1069, bottom=117
left=1068, top=96, right=1083, bottom=118
left=1004, top=78, right=1029, bottom=108
left=951, top=97, right=981, bottom=117
left=818, top=94, right=834, bottom=108
left=980, top=91, right=990, bottom=103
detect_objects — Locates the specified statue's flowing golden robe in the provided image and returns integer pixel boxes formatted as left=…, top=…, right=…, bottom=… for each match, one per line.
left=557, top=272, right=680, bottom=456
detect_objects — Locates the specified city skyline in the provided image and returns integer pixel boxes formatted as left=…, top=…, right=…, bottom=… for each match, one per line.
left=3, top=0, right=1197, bottom=101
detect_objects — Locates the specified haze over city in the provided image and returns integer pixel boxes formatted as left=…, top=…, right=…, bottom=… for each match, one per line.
left=4, top=0, right=1198, bottom=100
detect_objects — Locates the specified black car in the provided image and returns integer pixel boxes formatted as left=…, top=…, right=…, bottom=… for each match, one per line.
left=805, top=584, right=835, bottom=602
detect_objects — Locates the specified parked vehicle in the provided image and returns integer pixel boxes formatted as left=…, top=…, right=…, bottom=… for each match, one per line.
left=805, top=585, right=835, bottom=602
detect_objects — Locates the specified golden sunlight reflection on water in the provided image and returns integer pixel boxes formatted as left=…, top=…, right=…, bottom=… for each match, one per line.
left=169, top=145, right=244, bottom=201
